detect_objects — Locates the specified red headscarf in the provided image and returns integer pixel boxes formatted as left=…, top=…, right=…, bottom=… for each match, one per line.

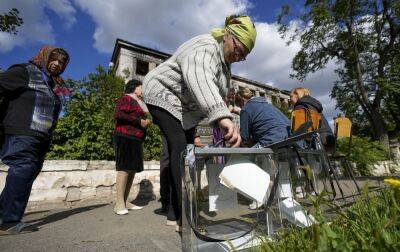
left=30, top=46, right=70, bottom=85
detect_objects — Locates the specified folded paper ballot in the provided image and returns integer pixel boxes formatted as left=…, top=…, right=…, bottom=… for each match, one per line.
left=278, top=197, right=316, bottom=227
left=219, top=156, right=270, bottom=204
left=207, top=164, right=238, bottom=212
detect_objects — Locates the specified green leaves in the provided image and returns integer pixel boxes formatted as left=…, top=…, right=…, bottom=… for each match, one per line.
left=278, top=0, right=400, bottom=146
left=47, top=66, right=162, bottom=160
left=0, top=8, right=23, bottom=35
left=258, top=187, right=400, bottom=251
left=336, top=136, right=389, bottom=175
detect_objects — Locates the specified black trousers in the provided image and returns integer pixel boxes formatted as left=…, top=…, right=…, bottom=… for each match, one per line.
left=159, top=134, right=176, bottom=220
left=148, top=105, right=195, bottom=225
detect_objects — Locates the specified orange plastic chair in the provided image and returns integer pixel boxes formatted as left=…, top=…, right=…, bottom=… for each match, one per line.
left=334, top=117, right=352, bottom=138
left=332, top=116, right=360, bottom=193
left=291, top=108, right=322, bottom=133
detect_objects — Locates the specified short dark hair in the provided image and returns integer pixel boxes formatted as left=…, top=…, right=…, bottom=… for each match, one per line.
left=125, top=79, right=142, bottom=94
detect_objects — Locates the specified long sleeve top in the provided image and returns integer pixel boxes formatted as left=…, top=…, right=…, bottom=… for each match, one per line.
left=240, top=97, right=290, bottom=147
left=114, top=95, right=146, bottom=141
left=142, top=34, right=233, bottom=130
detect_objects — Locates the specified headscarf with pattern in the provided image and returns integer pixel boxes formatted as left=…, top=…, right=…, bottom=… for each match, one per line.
left=30, top=46, right=70, bottom=85
left=212, top=15, right=257, bottom=53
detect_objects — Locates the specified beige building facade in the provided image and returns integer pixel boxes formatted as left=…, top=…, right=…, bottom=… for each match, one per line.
left=111, top=39, right=290, bottom=144
left=111, top=38, right=290, bottom=104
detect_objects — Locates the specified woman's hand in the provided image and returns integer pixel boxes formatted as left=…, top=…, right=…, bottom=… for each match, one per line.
left=194, top=136, right=203, bottom=147
left=218, top=118, right=241, bottom=147
left=141, top=119, right=151, bottom=128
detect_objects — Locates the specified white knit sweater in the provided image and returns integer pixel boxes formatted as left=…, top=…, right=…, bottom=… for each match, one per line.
left=143, top=34, right=233, bottom=130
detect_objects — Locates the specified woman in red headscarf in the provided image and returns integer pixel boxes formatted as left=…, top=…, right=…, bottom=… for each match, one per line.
left=0, top=46, right=69, bottom=235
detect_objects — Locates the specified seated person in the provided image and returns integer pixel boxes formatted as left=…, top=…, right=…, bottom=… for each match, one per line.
left=235, top=88, right=290, bottom=148
left=235, top=88, right=296, bottom=211
left=290, top=87, right=335, bottom=153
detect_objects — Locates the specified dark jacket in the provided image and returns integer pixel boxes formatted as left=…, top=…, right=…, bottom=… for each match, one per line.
left=240, top=97, right=290, bottom=147
left=294, top=95, right=335, bottom=149
left=0, top=63, right=61, bottom=139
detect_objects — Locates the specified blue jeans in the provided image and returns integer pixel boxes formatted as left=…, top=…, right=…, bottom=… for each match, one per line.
left=0, top=135, right=50, bottom=223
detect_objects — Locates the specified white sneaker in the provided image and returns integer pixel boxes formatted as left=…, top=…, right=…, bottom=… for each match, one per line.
left=114, top=208, right=129, bottom=215
left=126, top=202, right=143, bottom=210
left=166, top=220, right=177, bottom=226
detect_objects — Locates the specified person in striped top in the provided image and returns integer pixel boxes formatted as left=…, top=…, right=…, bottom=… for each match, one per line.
left=142, top=15, right=257, bottom=232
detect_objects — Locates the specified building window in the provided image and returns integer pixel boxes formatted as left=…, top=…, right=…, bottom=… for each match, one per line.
left=136, top=59, right=149, bottom=76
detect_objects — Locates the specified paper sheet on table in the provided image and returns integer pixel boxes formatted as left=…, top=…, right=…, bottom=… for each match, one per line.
left=219, top=157, right=270, bottom=204
left=207, top=164, right=238, bottom=212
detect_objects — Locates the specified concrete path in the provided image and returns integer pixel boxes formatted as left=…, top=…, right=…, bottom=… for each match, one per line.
left=0, top=199, right=181, bottom=252
left=0, top=177, right=386, bottom=252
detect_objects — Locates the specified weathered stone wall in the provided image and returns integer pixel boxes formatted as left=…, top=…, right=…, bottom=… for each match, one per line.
left=370, top=160, right=400, bottom=176
left=0, top=160, right=161, bottom=211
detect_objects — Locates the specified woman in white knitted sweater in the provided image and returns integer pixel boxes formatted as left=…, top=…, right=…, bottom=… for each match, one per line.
left=142, top=15, right=257, bottom=232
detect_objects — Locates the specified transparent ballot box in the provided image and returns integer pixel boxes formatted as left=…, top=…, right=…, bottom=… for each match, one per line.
left=181, top=144, right=333, bottom=251
left=181, top=146, right=284, bottom=252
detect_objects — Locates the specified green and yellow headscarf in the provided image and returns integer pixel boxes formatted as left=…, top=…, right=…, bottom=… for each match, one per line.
left=212, top=15, right=257, bottom=53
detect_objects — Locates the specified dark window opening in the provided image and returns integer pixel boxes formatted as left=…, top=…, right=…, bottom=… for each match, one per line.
left=136, top=59, right=149, bottom=76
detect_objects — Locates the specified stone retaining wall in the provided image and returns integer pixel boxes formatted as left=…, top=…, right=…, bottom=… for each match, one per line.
left=0, top=160, right=161, bottom=212
left=1, top=159, right=398, bottom=212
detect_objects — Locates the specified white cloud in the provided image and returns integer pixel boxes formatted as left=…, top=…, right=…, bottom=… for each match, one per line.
left=73, top=0, right=250, bottom=53
left=75, top=0, right=340, bottom=121
left=0, top=0, right=76, bottom=52
left=0, top=0, right=341, bottom=122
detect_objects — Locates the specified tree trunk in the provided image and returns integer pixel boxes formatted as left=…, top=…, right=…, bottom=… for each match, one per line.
left=353, top=49, right=390, bottom=149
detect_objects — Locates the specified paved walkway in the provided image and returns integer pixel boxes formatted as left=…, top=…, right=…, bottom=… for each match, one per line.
left=0, top=177, right=385, bottom=251
left=0, top=199, right=181, bottom=252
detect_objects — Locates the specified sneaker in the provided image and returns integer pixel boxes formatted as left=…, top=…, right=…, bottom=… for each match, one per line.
left=114, top=206, right=129, bottom=215
left=166, top=220, right=177, bottom=226
left=126, top=202, right=143, bottom=210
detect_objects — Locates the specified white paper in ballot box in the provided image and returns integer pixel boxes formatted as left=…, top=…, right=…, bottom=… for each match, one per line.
left=219, top=157, right=270, bottom=204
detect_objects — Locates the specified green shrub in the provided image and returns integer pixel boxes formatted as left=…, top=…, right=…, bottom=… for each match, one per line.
left=335, top=136, right=389, bottom=175
left=259, top=186, right=400, bottom=251
left=143, top=123, right=162, bottom=161
left=47, top=66, right=162, bottom=160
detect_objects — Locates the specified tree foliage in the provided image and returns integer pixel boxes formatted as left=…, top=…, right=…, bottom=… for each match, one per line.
left=0, top=8, right=23, bottom=34
left=336, top=136, right=389, bottom=175
left=278, top=0, right=400, bottom=148
left=47, top=67, right=162, bottom=160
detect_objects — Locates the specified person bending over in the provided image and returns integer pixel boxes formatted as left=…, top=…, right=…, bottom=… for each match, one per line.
left=142, top=15, right=257, bottom=232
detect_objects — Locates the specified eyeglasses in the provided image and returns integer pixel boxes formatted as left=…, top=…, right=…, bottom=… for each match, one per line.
left=232, top=38, right=247, bottom=62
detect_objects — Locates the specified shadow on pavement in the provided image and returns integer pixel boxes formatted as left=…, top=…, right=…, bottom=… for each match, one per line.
left=131, top=179, right=156, bottom=207
left=26, top=204, right=108, bottom=228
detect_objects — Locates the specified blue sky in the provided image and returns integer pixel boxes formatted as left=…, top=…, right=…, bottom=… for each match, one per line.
left=0, top=0, right=339, bottom=120
left=1, top=0, right=298, bottom=80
